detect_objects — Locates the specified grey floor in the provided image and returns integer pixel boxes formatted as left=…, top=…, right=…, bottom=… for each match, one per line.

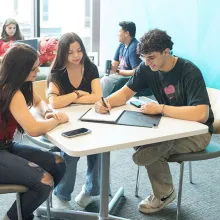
left=1, top=134, right=220, bottom=220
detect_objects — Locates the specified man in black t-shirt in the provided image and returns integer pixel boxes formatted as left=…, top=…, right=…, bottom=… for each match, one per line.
left=95, top=29, right=213, bottom=214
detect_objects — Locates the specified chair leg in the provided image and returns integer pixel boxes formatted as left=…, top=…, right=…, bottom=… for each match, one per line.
left=109, top=166, right=112, bottom=196
left=46, top=196, right=51, bottom=220
left=49, top=191, right=52, bottom=207
left=135, top=166, right=140, bottom=197
left=176, top=162, right=184, bottom=220
left=189, top=161, right=193, bottom=184
left=16, top=193, right=23, bottom=220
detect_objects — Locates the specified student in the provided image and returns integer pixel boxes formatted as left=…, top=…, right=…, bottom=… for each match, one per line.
left=0, top=18, right=24, bottom=58
left=0, top=43, right=69, bottom=220
left=47, top=32, right=102, bottom=209
left=95, top=29, right=214, bottom=214
left=101, top=21, right=142, bottom=97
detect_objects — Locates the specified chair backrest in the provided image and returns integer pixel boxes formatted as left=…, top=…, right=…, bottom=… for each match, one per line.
left=33, top=80, right=48, bottom=103
left=207, top=87, right=220, bottom=134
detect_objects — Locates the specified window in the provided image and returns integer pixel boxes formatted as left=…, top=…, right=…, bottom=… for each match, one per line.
left=0, top=0, right=34, bottom=39
left=39, top=0, right=94, bottom=52
left=42, top=0, right=49, bottom=22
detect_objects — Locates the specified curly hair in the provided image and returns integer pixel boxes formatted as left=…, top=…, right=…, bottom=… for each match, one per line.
left=137, top=29, right=173, bottom=55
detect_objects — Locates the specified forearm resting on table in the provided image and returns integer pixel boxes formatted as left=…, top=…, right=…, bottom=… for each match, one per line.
left=50, top=93, right=77, bottom=109
left=27, top=119, right=60, bottom=137
left=74, top=94, right=101, bottom=104
left=107, top=86, right=134, bottom=107
left=163, top=105, right=209, bottom=123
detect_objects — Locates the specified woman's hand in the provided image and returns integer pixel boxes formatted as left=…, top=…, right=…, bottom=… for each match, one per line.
left=45, top=112, right=69, bottom=123
left=140, top=102, right=163, bottom=115
left=95, top=98, right=111, bottom=114
left=75, top=90, right=90, bottom=97
left=44, top=111, right=54, bottom=119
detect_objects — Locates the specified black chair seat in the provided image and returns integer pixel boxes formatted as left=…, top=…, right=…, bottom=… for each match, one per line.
left=168, top=140, right=220, bottom=162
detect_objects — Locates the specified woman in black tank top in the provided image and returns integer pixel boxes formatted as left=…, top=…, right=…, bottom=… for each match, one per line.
left=47, top=32, right=102, bottom=209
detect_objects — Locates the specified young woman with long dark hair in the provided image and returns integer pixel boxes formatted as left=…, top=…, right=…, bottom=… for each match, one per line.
left=0, top=43, right=69, bottom=220
left=47, top=32, right=102, bottom=209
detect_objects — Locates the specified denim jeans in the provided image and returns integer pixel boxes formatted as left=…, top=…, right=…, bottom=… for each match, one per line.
left=101, top=74, right=125, bottom=97
left=54, top=151, right=101, bottom=201
left=0, top=142, right=66, bottom=220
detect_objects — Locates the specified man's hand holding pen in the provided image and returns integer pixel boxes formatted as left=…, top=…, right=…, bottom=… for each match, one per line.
left=95, top=97, right=111, bottom=114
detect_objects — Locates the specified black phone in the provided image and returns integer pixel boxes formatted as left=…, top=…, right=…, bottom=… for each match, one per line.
left=130, top=100, right=142, bottom=108
left=61, top=128, right=91, bottom=138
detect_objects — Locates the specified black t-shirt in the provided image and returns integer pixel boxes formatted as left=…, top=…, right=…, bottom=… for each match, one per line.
left=127, top=57, right=214, bottom=132
left=49, top=62, right=99, bottom=95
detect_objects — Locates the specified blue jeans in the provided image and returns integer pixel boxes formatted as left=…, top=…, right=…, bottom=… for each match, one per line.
left=54, top=152, right=101, bottom=201
left=0, top=142, right=66, bottom=219
left=101, top=74, right=129, bottom=97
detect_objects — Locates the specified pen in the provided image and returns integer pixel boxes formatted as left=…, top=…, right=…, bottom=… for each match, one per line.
left=101, top=97, right=110, bottom=114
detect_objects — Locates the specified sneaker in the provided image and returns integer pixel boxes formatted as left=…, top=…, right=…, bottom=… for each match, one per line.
left=75, top=185, right=93, bottom=208
left=138, top=189, right=176, bottom=213
left=52, top=194, right=73, bottom=210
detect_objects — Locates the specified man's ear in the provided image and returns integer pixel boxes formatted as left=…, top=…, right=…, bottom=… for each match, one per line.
left=164, top=48, right=170, bottom=55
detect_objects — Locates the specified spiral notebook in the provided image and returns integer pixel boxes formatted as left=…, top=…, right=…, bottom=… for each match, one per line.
left=79, top=108, right=161, bottom=128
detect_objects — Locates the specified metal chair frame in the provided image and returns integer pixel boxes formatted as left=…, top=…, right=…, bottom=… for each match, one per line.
left=135, top=140, right=220, bottom=220
left=0, top=184, right=51, bottom=220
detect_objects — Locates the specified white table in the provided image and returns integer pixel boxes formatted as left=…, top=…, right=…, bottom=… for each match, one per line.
left=36, top=101, right=208, bottom=220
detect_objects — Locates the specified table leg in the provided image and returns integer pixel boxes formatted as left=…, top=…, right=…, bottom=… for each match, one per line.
left=99, top=152, right=127, bottom=220
left=36, top=152, right=128, bottom=220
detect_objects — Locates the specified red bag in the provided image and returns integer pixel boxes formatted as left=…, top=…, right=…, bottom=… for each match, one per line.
left=39, top=37, right=58, bottom=65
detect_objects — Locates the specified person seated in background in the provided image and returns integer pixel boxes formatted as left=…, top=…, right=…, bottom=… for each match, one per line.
left=101, top=21, right=142, bottom=97
left=0, top=43, right=69, bottom=220
left=0, top=18, right=24, bottom=59
left=95, top=29, right=213, bottom=214
left=47, top=32, right=102, bottom=209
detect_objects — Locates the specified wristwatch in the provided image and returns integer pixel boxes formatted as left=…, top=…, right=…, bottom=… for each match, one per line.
left=44, top=109, right=53, bottom=117
left=115, top=69, right=120, bottom=75
left=74, top=91, right=80, bottom=98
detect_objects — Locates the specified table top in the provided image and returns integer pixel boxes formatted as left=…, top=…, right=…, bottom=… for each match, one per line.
left=40, top=100, right=208, bottom=157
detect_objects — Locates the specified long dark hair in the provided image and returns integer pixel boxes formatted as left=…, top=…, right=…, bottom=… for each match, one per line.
left=47, top=32, right=91, bottom=93
left=0, top=43, right=38, bottom=133
left=1, top=18, right=24, bottom=42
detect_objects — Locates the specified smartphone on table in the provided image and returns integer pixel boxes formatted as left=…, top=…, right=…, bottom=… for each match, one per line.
left=61, top=128, right=91, bottom=138
left=130, top=100, right=142, bottom=108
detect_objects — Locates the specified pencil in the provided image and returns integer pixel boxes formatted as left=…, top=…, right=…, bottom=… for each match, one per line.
left=101, top=97, right=110, bottom=114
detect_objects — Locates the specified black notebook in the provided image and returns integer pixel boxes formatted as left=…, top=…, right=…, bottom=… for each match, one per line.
left=79, top=108, right=161, bottom=128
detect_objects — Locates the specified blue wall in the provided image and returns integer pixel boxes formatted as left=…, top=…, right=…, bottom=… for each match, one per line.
left=100, top=0, right=220, bottom=88
left=143, top=0, right=220, bottom=88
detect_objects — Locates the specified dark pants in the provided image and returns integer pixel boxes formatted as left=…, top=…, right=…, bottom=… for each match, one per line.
left=0, top=142, right=66, bottom=220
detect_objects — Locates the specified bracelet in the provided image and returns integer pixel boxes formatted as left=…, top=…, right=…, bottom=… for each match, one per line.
left=44, top=109, right=53, bottom=116
left=74, top=91, right=80, bottom=98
